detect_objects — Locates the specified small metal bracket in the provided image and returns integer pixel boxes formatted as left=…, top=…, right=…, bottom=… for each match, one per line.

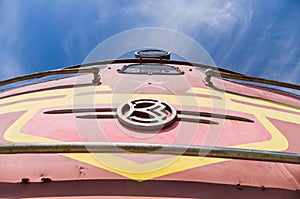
left=204, top=69, right=214, bottom=86
left=91, top=67, right=100, bottom=84
left=92, top=72, right=100, bottom=84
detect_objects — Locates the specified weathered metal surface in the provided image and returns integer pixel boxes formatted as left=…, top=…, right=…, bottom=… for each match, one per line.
left=0, top=180, right=299, bottom=199
left=0, top=61, right=299, bottom=198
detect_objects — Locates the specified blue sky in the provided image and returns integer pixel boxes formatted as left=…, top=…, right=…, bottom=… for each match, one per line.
left=0, top=0, right=299, bottom=88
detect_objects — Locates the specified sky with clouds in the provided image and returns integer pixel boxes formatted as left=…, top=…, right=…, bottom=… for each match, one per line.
left=0, top=0, right=299, bottom=89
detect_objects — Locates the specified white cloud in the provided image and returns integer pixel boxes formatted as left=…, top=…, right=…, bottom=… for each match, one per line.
left=126, top=0, right=251, bottom=32
left=122, top=0, right=254, bottom=69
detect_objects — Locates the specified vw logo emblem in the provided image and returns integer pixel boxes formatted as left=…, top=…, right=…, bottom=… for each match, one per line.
left=117, top=98, right=177, bottom=130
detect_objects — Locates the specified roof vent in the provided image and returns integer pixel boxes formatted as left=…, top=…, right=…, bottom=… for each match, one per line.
left=135, top=49, right=170, bottom=60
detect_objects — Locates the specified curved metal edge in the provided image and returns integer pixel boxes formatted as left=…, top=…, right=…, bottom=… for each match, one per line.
left=0, top=142, right=299, bottom=164
left=0, top=68, right=100, bottom=89
left=63, top=58, right=243, bottom=75
left=205, top=69, right=300, bottom=91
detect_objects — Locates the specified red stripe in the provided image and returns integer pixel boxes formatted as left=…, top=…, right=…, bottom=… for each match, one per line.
left=231, top=99, right=300, bottom=115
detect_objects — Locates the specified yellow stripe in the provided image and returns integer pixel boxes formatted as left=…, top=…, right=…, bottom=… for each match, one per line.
left=2, top=86, right=299, bottom=181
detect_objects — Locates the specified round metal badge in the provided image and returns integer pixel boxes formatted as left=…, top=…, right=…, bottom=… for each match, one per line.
left=117, top=98, right=177, bottom=130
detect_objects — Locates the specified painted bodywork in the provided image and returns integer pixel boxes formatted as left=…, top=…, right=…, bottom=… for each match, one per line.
left=0, top=61, right=299, bottom=198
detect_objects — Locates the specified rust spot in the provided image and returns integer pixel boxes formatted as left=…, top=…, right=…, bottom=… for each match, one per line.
left=77, top=166, right=87, bottom=178
left=236, top=183, right=243, bottom=190
left=41, top=178, right=52, bottom=183
left=21, top=178, right=30, bottom=184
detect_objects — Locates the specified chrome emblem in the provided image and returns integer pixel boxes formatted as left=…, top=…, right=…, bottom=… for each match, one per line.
left=117, top=98, right=177, bottom=130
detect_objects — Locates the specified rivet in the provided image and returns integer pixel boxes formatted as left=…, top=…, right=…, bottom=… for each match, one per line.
left=21, top=178, right=30, bottom=184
